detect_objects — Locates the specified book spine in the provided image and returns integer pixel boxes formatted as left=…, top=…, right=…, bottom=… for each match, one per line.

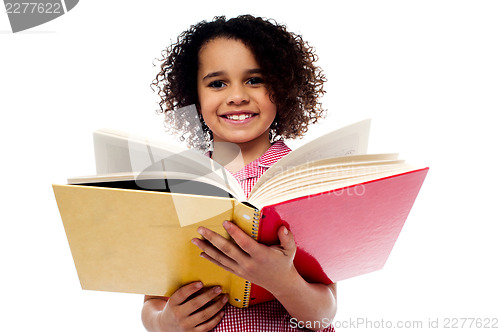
left=241, top=208, right=260, bottom=307
left=250, top=208, right=260, bottom=240
left=230, top=202, right=261, bottom=308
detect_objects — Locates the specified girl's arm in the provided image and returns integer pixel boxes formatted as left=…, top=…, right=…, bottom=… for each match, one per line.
left=192, top=221, right=337, bottom=331
left=141, top=282, right=227, bottom=332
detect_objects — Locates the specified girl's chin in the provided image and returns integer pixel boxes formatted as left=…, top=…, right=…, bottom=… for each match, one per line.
left=213, top=133, right=268, bottom=145
left=215, top=137, right=256, bottom=144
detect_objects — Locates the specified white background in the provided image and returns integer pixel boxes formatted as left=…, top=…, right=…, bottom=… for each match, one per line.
left=1, top=1, right=499, bottom=331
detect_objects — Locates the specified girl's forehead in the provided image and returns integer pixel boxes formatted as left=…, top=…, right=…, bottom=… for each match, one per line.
left=198, top=38, right=259, bottom=71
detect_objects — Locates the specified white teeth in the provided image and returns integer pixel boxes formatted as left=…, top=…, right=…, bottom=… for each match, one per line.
left=226, top=114, right=253, bottom=120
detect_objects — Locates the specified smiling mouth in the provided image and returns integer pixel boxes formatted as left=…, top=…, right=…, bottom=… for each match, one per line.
left=222, top=114, right=256, bottom=121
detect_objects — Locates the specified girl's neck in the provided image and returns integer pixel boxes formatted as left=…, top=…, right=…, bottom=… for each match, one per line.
left=212, top=134, right=272, bottom=173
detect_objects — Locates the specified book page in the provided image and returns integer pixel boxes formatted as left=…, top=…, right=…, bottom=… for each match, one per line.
left=250, top=154, right=402, bottom=201
left=250, top=119, right=371, bottom=196
left=252, top=164, right=420, bottom=208
left=92, top=129, right=246, bottom=200
left=251, top=163, right=411, bottom=205
left=67, top=171, right=240, bottom=199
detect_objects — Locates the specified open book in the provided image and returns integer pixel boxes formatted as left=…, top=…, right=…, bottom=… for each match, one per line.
left=53, top=120, right=428, bottom=308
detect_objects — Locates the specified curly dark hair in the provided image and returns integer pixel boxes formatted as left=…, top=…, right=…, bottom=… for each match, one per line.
left=152, top=15, right=327, bottom=150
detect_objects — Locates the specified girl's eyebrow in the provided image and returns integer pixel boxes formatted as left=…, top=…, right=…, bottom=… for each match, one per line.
left=202, top=71, right=225, bottom=81
left=246, top=68, right=262, bottom=74
left=202, top=68, right=262, bottom=81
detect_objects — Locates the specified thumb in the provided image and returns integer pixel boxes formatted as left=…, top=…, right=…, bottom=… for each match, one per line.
left=277, top=225, right=296, bottom=253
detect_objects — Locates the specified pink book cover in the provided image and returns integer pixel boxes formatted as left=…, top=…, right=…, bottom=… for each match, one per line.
left=248, top=167, right=429, bottom=305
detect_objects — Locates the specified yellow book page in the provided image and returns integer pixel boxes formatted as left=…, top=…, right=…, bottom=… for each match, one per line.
left=53, top=185, right=257, bottom=307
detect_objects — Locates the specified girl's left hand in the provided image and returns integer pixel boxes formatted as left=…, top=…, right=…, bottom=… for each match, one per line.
left=191, top=221, right=297, bottom=294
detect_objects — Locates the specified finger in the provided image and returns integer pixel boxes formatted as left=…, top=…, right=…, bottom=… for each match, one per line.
left=199, top=251, right=237, bottom=275
left=222, top=220, right=261, bottom=256
left=277, top=225, right=296, bottom=253
left=168, top=281, right=203, bottom=306
left=182, top=286, right=224, bottom=319
left=192, top=236, right=240, bottom=272
left=193, top=309, right=225, bottom=332
left=189, top=294, right=228, bottom=329
left=196, top=226, right=250, bottom=262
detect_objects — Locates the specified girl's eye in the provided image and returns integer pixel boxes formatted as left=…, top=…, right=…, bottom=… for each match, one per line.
left=247, top=77, right=264, bottom=85
left=208, top=80, right=226, bottom=89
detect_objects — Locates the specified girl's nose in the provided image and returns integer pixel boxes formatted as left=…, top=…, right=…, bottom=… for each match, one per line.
left=226, top=84, right=249, bottom=105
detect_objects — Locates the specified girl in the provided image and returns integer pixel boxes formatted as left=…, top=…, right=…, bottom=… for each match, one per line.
left=142, top=15, right=337, bottom=332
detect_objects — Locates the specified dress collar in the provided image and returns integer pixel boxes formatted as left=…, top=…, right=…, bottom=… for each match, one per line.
left=205, top=140, right=291, bottom=181
left=231, top=140, right=291, bottom=181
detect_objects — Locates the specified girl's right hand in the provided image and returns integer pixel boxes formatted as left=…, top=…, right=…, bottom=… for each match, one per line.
left=157, top=282, right=227, bottom=332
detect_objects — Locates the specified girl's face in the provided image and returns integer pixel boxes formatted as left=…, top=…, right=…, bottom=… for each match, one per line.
left=197, top=38, right=277, bottom=146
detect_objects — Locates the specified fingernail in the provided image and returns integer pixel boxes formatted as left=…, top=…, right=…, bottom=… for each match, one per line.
left=223, top=220, right=230, bottom=229
left=213, top=286, right=222, bottom=294
left=222, top=295, right=228, bottom=303
left=283, top=227, right=289, bottom=235
left=197, top=227, right=205, bottom=235
left=195, top=282, right=203, bottom=289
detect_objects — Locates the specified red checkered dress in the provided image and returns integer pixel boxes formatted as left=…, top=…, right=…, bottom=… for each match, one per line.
left=209, top=140, right=335, bottom=332
left=226, top=140, right=292, bottom=199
